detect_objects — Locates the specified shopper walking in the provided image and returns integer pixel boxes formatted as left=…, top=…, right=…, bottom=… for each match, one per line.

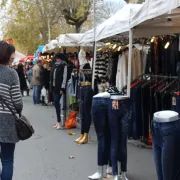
left=50, top=53, right=68, bottom=129
left=42, top=63, right=51, bottom=105
left=0, top=41, right=23, bottom=180
left=26, top=65, right=33, bottom=88
left=16, top=63, right=28, bottom=96
left=32, top=59, right=42, bottom=104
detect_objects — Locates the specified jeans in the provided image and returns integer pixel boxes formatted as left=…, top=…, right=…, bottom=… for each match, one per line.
left=153, top=120, right=180, bottom=180
left=130, top=85, right=142, bottom=139
left=108, top=98, right=131, bottom=175
left=92, top=97, right=110, bottom=166
left=141, top=85, right=150, bottom=139
left=80, top=85, right=93, bottom=134
left=33, top=85, right=41, bottom=104
left=0, top=143, right=15, bottom=180
left=53, top=93, right=62, bottom=123
left=175, top=96, right=180, bottom=115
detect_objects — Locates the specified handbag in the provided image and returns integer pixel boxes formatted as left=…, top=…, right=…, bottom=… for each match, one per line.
left=0, top=95, right=35, bottom=141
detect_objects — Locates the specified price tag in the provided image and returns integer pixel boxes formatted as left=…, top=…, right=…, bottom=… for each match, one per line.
left=172, top=97, right=176, bottom=106
left=112, top=100, right=119, bottom=110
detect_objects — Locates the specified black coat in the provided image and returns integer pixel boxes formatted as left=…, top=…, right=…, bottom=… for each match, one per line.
left=43, top=69, right=50, bottom=90
left=50, top=61, right=67, bottom=93
left=67, top=62, right=76, bottom=81
left=16, top=68, right=27, bottom=90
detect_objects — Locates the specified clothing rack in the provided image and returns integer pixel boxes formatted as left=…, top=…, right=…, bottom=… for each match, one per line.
left=141, top=74, right=178, bottom=79
left=122, top=74, right=179, bottom=93
left=72, top=69, right=92, bottom=75
left=72, top=68, right=92, bottom=71
left=129, top=74, right=179, bottom=147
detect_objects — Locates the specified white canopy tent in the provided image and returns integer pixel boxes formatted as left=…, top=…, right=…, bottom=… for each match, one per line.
left=57, top=34, right=84, bottom=47
left=79, top=4, right=142, bottom=44
left=57, top=33, right=104, bottom=47
left=13, top=51, right=26, bottom=65
left=42, top=40, right=59, bottom=53
left=131, top=0, right=180, bottom=36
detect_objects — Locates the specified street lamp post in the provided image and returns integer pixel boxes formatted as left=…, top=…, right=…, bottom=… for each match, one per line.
left=92, top=0, right=96, bottom=90
left=48, top=17, right=51, bottom=42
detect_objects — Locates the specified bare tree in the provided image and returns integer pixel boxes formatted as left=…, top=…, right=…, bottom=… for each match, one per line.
left=94, top=0, right=127, bottom=25
left=62, top=0, right=92, bottom=33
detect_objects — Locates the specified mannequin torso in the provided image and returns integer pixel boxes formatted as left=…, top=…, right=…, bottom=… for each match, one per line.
left=154, top=111, right=179, bottom=123
left=93, top=92, right=110, bottom=98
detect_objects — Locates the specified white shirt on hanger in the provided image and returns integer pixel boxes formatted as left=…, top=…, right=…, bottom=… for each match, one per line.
left=116, top=51, right=128, bottom=91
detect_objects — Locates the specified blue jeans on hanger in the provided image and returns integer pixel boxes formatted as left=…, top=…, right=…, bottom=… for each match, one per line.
left=175, top=96, right=180, bottom=115
left=130, top=85, right=142, bottom=139
left=0, top=143, right=16, bottom=180
left=108, top=98, right=131, bottom=175
left=80, top=85, right=94, bottom=134
left=92, top=97, right=110, bottom=166
left=153, top=120, right=180, bottom=180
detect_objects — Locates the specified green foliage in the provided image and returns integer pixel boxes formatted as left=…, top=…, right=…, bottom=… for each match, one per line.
left=3, top=0, right=91, bottom=53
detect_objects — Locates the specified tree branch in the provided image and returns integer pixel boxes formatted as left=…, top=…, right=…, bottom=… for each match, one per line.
left=65, top=20, right=76, bottom=26
left=63, top=9, right=78, bottom=23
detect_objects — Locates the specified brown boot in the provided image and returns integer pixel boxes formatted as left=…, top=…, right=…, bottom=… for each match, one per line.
left=79, top=133, right=88, bottom=144
left=75, top=134, right=84, bottom=143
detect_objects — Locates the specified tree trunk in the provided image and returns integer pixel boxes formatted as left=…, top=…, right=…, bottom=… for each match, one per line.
left=75, top=25, right=81, bottom=33
left=39, top=28, right=49, bottom=44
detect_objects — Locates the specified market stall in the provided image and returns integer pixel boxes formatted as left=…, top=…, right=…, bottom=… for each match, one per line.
left=34, top=45, right=45, bottom=59
left=12, top=51, right=26, bottom=65
left=127, top=1, right=180, bottom=180
left=42, top=40, right=59, bottom=53
left=80, top=3, right=142, bottom=44
left=77, top=1, right=180, bottom=180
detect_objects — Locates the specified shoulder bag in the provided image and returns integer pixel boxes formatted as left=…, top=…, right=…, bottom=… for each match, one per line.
left=0, top=95, right=35, bottom=141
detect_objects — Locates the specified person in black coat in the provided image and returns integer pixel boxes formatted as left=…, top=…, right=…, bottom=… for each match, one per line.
left=16, top=63, right=27, bottom=96
left=43, top=63, right=51, bottom=90
left=50, top=53, right=68, bottom=129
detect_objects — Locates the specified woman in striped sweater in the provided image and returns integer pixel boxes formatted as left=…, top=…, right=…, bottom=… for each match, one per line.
left=0, top=41, right=23, bottom=180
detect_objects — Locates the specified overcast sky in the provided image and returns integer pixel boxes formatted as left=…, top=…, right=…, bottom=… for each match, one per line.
left=0, top=0, right=11, bottom=39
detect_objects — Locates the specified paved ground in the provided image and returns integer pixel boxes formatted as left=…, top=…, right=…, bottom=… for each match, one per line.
left=12, top=96, right=157, bottom=180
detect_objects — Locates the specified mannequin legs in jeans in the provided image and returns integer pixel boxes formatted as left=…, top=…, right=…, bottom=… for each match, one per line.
left=76, top=85, right=93, bottom=144
left=89, top=97, right=110, bottom=179
left=0, top=143, right=15, bottom=180
left=108, top=99, right=131, bottom=176
left=92, top=98, right=110, bottom=166
left=153, top=120, right=180, bottom=180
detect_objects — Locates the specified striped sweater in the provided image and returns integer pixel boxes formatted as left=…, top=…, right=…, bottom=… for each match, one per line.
left=94, top=53, right=109, bottom=81
left=0, top=66, right=23, bottom=143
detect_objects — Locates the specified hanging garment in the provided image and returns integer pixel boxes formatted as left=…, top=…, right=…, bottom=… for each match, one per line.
left=115, top=48, right=142, bottom=91
left=94, top=53, right=109, bottom=81
left=116, top=52, right=128, bottom=91
left=80, top=85, right=94, bottom=134
left=109, top=52, right=119, bottom=86
left=132, top=48, right=142, bottom=80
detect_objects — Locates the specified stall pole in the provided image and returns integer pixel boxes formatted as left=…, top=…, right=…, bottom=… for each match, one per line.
left=92, top=0, right=96, bottom=90
left=127, top=29, right=133, bottom=98
left=48, top=18, right=51, bottom=43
